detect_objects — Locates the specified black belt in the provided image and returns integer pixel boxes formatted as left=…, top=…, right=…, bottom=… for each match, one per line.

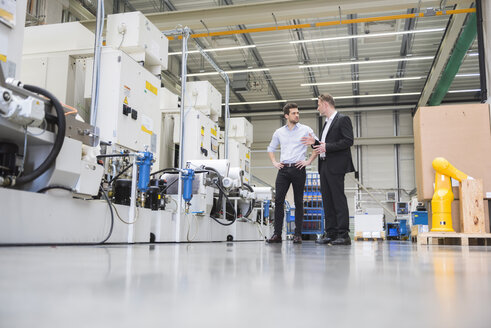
left=281, top=163, right=297, bottom=167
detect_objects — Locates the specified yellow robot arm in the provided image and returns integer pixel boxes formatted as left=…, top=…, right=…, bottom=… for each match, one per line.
left=430, top=157, right=471, bottom=232
left=432, top=157, right=470, bottom=182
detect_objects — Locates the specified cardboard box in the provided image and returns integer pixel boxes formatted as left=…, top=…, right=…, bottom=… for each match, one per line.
left=414, top=104, right=491, bottom=201
left=428, top=199, right=490, bottom=233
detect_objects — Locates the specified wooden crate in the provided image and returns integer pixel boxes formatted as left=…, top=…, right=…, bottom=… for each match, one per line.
left=417, top=232, right=491, bottom=246
left=459, top=179, right=486, bottom=233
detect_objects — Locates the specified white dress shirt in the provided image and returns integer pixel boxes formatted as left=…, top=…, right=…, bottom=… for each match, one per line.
left=319, top=111, right=337, bottom=159
left=267, top=123, right=315, bottom=163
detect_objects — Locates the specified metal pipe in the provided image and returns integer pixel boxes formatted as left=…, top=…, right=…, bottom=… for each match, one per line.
left=194, top=42, right=231, bottom=158
left=165, top=8, right=476, bottom=41
left=177, top=27, right=190, bottom=241
left=89, top=0, right=104, bottom=128
left=193, top=42, right=231, bottom=220
left=393, top=110, right=400, bottom=202
left=128, top=154, right=138, bottom=243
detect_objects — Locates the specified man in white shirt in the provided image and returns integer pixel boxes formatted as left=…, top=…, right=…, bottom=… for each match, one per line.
left=266, top=103, right=317, bottom=244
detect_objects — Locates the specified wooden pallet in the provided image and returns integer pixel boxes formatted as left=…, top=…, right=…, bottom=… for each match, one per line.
left=354, top=232, right=386, bottom=241
left=354, top=236, right=386, bottom=241
left=417, top=232, right=491, bottom=246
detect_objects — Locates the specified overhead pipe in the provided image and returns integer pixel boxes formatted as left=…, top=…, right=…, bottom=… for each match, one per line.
left=166, top=8, right=476, bottom=41
left=89, top=0, right=104, bottom=128
left=428, top=13, right=477, bottom=106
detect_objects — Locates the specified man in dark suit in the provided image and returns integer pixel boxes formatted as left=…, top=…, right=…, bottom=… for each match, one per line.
left=301, top=94, right=355, bottom=245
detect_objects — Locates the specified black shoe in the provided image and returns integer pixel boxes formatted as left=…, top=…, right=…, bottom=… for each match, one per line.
left=331, top=236, right=351, bottom=245
left=293, top=235, right=302, bottom=244
left=266, top=234, right=282, bottom=243
left=315, top=235, right=334, bottom=244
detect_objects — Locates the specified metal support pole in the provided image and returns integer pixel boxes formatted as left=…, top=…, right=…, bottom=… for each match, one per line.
left=194, top=42, right=231, bottom=220
left=194, top=42, right=231, bottom=159
left=393, top=110, right=400, bottom=203
left=89, top=0, right=104, bottom=128
left=128, top=154, right=138, bottom=243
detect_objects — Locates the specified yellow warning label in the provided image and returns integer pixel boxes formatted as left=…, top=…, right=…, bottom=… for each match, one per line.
left=0, top=54, right=6, bottom=63
left=146, top=81, right=158, bottom=96
left=141, top=125, right=153, bottom=135
left=201, top=126, right=205, bottom=136
left=211, top=128, right=217, bottom=136
left=124, top=97, right=128, bottom=105
left=0, top=9, right=14, bottom=23
left=246, top=152, right=250, bottom=159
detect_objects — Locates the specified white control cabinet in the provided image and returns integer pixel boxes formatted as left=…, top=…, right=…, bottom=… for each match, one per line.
left=89, top=48, right=161, bottom=168
left=184, top=81, right=222, bottom=121
left=220, top=139, right=251, bottom=184
left=106, top=11, right=168, bottom=73
left=228, top=117, right=253, bottom=147
left=173, top=108, right=220, bottom=163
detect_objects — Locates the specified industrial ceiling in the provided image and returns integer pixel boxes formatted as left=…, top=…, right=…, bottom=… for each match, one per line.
left=71, top=0, right=482, bottom=115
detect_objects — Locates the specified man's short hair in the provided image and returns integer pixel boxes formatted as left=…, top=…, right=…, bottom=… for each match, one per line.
left=318, top=94, right=335, bottom=108
left=283, top=102, right=298, bottom=116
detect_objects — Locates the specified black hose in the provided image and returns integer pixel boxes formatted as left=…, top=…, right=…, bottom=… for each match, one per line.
left=16, top=84, right=66, bottom=185
left=210, top=180, right=237, bottom=226
left=37, top=185, right=73, bottom=193
left=242, top=183, right=255, bottom=218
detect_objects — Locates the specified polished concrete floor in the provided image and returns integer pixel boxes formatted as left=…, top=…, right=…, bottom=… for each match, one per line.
left=1, top=241, right=491, bottom=328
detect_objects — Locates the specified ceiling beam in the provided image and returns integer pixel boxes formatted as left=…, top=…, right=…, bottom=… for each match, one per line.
left=348, top=14, right=360, bottom=105
left=68, top=0, right=95, bottom=21
left=393, top=8, right=417, bottom=103
left=292, top=19, right=319, bottom=98
left=417, top=3, right=473, bottom=108
left=80, top=0, right=473, bottom=32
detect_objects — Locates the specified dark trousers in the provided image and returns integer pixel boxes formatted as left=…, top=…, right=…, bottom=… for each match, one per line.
left=274, top=166, right=306, bottom=236
left=319, top=163, right=350, bottom=238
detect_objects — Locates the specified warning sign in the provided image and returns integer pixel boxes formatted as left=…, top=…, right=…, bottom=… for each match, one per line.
left=123, top=97, right=128, bottom=105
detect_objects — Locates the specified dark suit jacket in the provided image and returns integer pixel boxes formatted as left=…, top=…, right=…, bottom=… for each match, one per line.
left=315, top=113, right=355, bottom=175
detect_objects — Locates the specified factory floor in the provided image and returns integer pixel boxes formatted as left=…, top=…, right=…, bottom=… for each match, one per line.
left=1, top=241, right=490, bottom=328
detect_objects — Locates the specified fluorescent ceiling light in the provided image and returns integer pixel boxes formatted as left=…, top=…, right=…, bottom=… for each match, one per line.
left=227, top=99, right=287, bottom=106
left=227, top=92, right=421, bottom=105
left=332, top=92, right=420, bottom=100
left=447, top=89, right=480, bottom=93
left=467, top=53, right=479, bottom=57
left=169, top=45, right=256, bottom=55
left=227, top=88, right=479, bottom=106
left=300, top=56, right=434, bottom=69
left=455, top=73, right=480, bottom=77
left=301, top=76, right=423, bottom=87
left=187, top=68, right=269, bottom=77
left=290, top=28, right=445, bottom=44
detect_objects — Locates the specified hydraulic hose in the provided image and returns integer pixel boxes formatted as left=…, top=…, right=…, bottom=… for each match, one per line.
left=16, top=84, right=66, bottom=185
left=242, top=183, right=255, bottom=218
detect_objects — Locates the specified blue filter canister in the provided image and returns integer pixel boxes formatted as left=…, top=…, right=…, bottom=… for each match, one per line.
left=181, top=169, right=195, bottom=203
left=136, top=152, right=153, bottom=192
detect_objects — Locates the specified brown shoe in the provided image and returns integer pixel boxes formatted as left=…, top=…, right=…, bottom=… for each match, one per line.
left=293, top=235, right=302, bottom=244
left=266, top=234, right=282, bottom=243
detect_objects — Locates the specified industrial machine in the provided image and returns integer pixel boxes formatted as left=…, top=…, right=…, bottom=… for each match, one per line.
left=0, top=5, right=270, bottom=245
